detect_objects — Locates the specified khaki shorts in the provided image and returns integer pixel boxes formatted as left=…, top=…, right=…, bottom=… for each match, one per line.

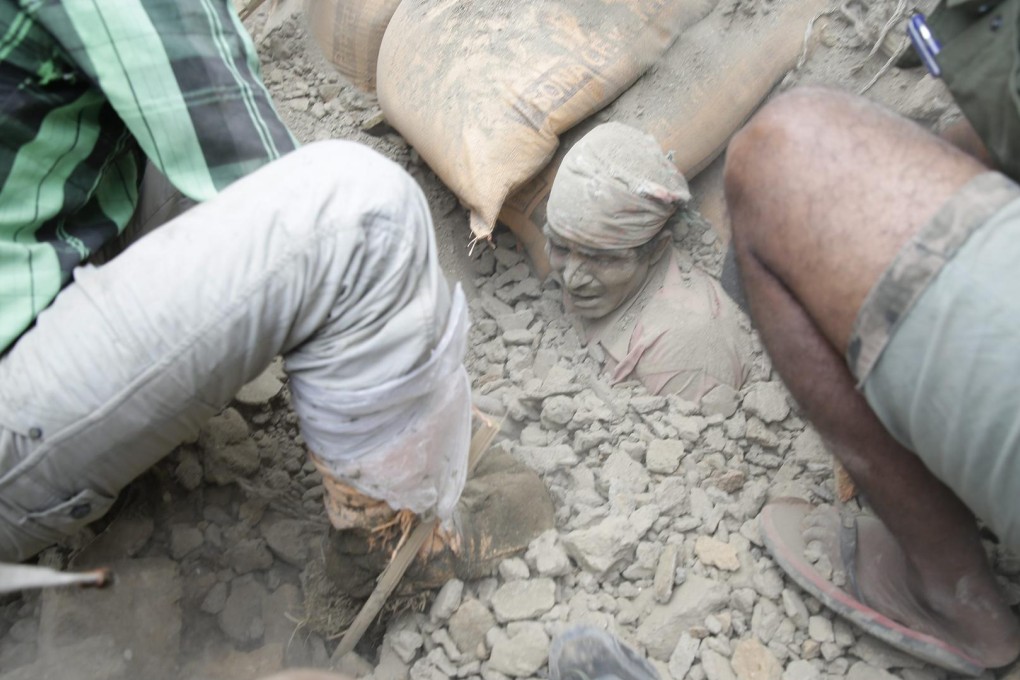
left=847, top=172, right=1020, bottom=550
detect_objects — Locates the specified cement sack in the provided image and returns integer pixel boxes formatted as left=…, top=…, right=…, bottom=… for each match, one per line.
left=376, top=0, right=717, bottom=255
left=305, top=0, right=403, bottom=91
left=500, top=0, right=832, bottom=276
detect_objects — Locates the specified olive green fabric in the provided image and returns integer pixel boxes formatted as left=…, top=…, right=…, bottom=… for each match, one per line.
left=930, top=0, right=1020, bottom=180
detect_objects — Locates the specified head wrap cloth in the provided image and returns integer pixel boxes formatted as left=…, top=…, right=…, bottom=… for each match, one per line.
left=546, top=122, right=691, bottom=251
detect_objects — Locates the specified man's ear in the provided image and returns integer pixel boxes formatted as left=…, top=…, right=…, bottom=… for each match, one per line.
left=649, top=231, right=672, bottom=265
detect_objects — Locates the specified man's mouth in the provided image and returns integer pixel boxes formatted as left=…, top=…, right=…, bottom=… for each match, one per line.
left=566, top=290, right=603, bottom=306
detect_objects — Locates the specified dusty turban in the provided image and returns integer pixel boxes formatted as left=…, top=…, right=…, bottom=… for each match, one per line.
left=546, top=122, right=690, bottom=251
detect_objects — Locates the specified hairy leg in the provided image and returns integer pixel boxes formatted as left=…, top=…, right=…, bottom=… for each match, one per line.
left=725, top=87, right=1019, bottom=664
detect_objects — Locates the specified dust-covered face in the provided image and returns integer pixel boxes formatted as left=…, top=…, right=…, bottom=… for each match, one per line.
left=546, top=231, right=655, bottom=319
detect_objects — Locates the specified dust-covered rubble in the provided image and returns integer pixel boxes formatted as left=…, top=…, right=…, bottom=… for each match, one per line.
left=5, top=7, right=1020, bottom=680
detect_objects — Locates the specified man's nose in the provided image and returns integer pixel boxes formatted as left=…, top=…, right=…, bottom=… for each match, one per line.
left=563, top=253, right=593, bottom=288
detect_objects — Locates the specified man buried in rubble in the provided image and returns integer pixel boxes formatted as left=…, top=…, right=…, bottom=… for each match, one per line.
left=545, top=122, right=751, bottom=402
left=0, top=0, right=552, bottom=589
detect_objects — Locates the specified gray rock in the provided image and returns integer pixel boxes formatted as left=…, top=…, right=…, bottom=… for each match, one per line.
left=490, top=578, right=556, bottom=622
left=668, top=634, right=700, bottom=679
left=743, top=383, right=790, bottom=423
left=236, top=365, right=284, bottom=405
left=494, top=310, right=535, bottom=333
left=169, top=524, right=204, bottom=559
left=807, top=616, right=834, bottom=643
left=200, top=408, right=260, bottom=483
left=259, top=516, right=309, bottom=567
left=601, top=450, right=650, bottom=495
left=653, top=544, right=679, bottom=603
left=431, top=579, right=465, bottom=623
left=525, top=530, right=572, bottom=577
left=730, top=638, right=782, bottom=680
left=753, top=567, right=784, bottom=600
left=562, top=516, right=640, bottom=576
left=514, top=445, right=579, bottom=475
left=486, top=621, right=550, bottom=677
left=504, top=329, right=537, bottom=346
left=781, top=589, right=809, bottom=630
left=498, top=558, right=530, bottom=581
left=201, top=581, right=228, bottom=614
left=782, top=659, right=819, bottom=680
left=745, top=418, right=779, bottom=448
left=646, top=440, right=685, bottom=474
left=751, top=600, right=781, bottom=643
left=224, top=538, right=274, bottom=574
left=541, top=395, right=576, bottom=428
left=376, top=638, right=412, bottom=680
left=791, top=429, right=828, bottom=463
left=174, top=452, right=204, bottom=491
left=636, top=575, right=730, bottom=660
left=390, top=629, right=425, bottom=664
left=449, top=599, right=496, bottom=659
left=219, top=575, right=267, bottom=644
left=702, top=649, right=737, bottom=680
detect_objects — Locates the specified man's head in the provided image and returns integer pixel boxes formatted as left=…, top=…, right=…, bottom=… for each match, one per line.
left=545, top=123, right=690, bottom=319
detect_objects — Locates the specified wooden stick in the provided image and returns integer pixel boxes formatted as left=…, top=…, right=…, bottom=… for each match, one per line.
left=335, top=417, right=501, bottom=657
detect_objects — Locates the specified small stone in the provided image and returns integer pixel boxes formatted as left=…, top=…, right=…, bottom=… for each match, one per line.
left=731, top=638, right=782, bottom=680
left=636, top=575, right=730, bottom=660
left=259, top=516, right=309, bottom=567
left=713, top=470, right=747, bottom=493
left=601, top=450, right=651, bottom=495
left=562, top=516, right=640, bottom=576
left=647, top=440, right=685, bottom=474
left=200, top=408, right=259, bottom=483
left=224, top=538, right=274, bottom=574
left=170, top=524, right=204, bottom=559
left=174, top=452, right=204, bottom=491
left=743, top=383, right=790, bottom=423
left=490, top=578, right=556, bottom=622
left=390, top=629, right=425, bottom=664
left=653, top=544, right=679, bottom=603
left=514, top=444, right=579, bottom=475
left=695, top=536, right=740, bottom=571
left=235, top=365, right=284, bottom=405
left=702, top=649, right=737, bottom=680
left=486, top=621, right=549, bottom=677
left=430, top=579, right=465, bottom=623
left=498, top=558, right=530, bottom=581
left=807, top=616, right=834, bottom=643
left=525, top=530, right=572, bottom=577
left=668, top=633, right=700, bottom=679
left=494, top=310, right=534, bottom=333
left=745, top=418, right=779, bottom=448
left=846, top=661, right=899, bottom=680
left=781, top=659, right=819, bottom=680
left=504, top=329, right=536, bottom=346
left=781, top=589, right=809, bottom=629
left=219, top=575, right=267, bottom=644
left=201, top=581, right=228, bottom=614
left=448, top=599, right=496, bottom=659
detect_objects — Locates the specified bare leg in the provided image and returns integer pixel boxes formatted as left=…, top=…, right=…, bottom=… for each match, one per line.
left=724, top=87, right=1019, bottom=665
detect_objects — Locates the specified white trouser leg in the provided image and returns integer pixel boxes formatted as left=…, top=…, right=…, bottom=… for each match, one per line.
left=0, top=140, right=469, bottom=562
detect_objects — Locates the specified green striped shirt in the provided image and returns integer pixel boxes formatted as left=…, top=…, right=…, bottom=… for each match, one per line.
left=0, top=0, right=296, bottom=353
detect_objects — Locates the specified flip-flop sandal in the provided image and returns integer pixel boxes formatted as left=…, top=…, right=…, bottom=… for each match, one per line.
left=760, top=497, right=986, bottom=677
